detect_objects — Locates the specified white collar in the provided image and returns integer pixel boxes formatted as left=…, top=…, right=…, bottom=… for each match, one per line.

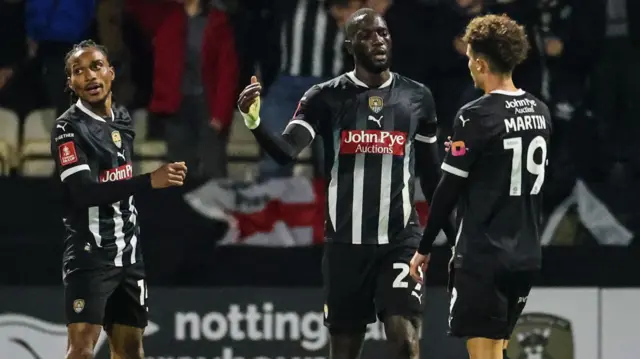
left=76, top=99, right=114, bottom=122
left=490, top=89, right=525, bottom=96
left=346, top=71, right=393, bottom=88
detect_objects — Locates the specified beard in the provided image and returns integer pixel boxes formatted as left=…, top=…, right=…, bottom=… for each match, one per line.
left=354, top=46, right=391, bottom=74
left=83, top=88, right=112, bottom=106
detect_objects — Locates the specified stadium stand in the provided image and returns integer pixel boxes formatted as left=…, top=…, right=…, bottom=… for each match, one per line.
left=20, top=108, right=56, bottom=177
left=0, top=108, right=19, bottom=175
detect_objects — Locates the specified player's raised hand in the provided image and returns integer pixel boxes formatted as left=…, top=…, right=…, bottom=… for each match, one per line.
left=409, top=251, right=430, bottom=285
left=150, top=162, right=188, bottom=189
left=237, top=76, right=262, bottom=129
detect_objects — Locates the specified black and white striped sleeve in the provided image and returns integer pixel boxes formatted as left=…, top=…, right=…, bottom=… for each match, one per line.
left=415, top=85, right=438, bottom=144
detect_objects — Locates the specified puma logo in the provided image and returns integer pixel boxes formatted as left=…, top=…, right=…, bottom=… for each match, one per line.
left=368, top=115, right=383, bottom=127
left=411, top=291, right=422, bottom=304
left=56, top=122, right=68, bottom=131
left=117, top=151, right=126, bottom=161
left=459, top=116, right=470, bottom=127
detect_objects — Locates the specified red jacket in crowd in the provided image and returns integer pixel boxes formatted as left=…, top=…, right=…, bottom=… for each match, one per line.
left=126, top=1, right=238, bottom=129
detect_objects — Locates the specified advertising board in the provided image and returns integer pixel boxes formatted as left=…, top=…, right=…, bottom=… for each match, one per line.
left=0, top=286, right=623, bottom=359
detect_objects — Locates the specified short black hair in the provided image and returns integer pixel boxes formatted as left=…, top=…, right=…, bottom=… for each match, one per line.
left=64, top=39, right=109, bottom=76
left=344, top=7, right=379, bottom=39
left=463, top=14, right=530, bottom=74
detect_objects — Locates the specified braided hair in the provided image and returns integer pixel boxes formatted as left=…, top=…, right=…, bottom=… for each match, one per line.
left=64, top=40, right=110, bottom=105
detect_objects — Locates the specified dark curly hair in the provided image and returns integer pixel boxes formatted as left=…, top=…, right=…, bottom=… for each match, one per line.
left=64, top=40, right=110, bottom=104
left=462, top=14, right=530, bottom=74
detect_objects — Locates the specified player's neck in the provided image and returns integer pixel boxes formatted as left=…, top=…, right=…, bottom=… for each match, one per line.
left=81, top=96, right=113, bottom=119
left=482, top=75, right=518, bottom=95
left=353, top=68, right=391, bottom=88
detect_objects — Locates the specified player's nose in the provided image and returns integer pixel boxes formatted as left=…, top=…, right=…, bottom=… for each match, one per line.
left=83, top=69, right=98, bottom=82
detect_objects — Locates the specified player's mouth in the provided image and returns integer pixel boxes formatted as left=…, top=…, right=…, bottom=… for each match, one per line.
left=371, top=48, right=387, bottom=61
left=85, top=83, right=103, bottom=96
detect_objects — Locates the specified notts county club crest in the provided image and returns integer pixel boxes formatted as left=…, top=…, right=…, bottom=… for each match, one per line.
left=368, top=96, right=383, bottom=114
left=111, top=130, right=122, bottom=148
left=73, top=299, right=85, bottom=313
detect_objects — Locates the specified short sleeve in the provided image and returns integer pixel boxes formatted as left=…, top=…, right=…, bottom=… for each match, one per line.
left=441, top=106, right=488, bottom=178
left=415, top=86, right=438, bottom=144
left=51, top=121, right=91, bottom=182
left=284, top=85, right=322, bottom=139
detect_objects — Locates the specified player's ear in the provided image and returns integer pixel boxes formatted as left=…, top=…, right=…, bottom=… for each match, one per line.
left=477, top=58, right=488, bottom=74
left=108, top=66, right=115, bottom=82
left=66, top=76, right=73, bottom=91
left=344, top=39, right=353, bottom=55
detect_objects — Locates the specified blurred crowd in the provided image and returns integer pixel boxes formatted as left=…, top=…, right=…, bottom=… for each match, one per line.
left=0, top=0, right=638, bottom=209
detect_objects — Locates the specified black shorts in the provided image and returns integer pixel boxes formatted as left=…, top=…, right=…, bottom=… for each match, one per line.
left=63, top=261, right=148, bottom=329
left=448, top=267, right=536, bottom=339
left=322, top=241, right=424, bottom=331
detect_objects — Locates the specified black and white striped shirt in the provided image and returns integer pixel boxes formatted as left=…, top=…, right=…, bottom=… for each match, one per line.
left=277, top=0, right=344, bottom=78
left=52, top=100, right=146, bottom=268
left=284, top=72, right=438, bottom=245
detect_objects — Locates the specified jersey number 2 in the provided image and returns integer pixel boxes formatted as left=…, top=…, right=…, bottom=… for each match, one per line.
left=503, top=136, right=547, bottom=196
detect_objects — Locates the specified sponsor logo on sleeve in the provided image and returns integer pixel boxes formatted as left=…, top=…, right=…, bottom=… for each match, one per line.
left=58, top=142, right=78, bottom=166
left=450, top=141, right=468, bottom=157
left=54, top=133, right=74, bottom=142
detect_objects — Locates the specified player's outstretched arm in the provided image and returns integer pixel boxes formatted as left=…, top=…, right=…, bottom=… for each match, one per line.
left=62, top=162, right=187, bottom=207
left=52, top=123, right=187, bottom=207
left=237, top=76, right=315, bottom=165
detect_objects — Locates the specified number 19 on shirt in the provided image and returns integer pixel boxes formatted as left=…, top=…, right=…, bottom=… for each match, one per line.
left=503, top=136, right=547, bottom=196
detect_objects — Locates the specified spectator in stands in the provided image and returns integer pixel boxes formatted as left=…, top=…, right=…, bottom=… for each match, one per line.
left=250, top=0, right=349, bottom=180
left=537, top=0, right=593, bottom=207
left=232, top=0, right=281, bottom=120
left=587, top=0, right=640, bottom=178
left=127, top=0, right=239, bottom=180
left=0, top=0, right=23, bottom=93
left=96, top=0, right=136, bottom=108
left=423, top=0, right=482, bottom=150
left=25, top=0, right=96, bottom=119
left=0, top=0, right=33, bottom=116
